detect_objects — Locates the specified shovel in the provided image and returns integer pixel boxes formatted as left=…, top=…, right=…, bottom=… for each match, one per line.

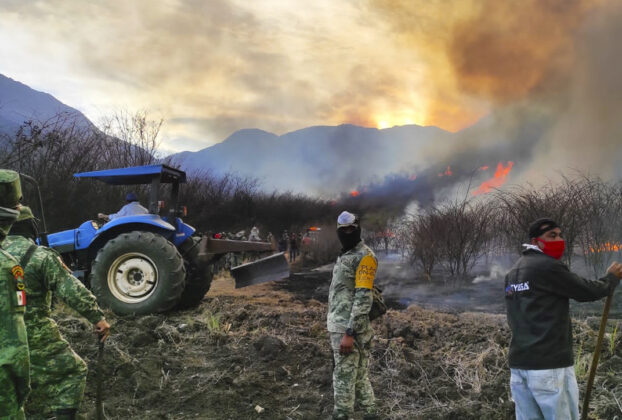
left=231, top=252, right=290, bottom=288
left=96, top=338, right=107, bottom=420
left=580, top=292, right=614, bottom=420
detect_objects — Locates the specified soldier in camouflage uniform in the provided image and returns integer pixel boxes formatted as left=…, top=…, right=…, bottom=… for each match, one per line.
left=0, top=169, right=30, bottom=420
left=327, top=211, right=378, bottom=420
left=4, top=205, right=110, bottom=420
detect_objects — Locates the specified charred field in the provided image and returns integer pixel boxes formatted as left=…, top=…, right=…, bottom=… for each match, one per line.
left=48, top=269, right=622, bottom=420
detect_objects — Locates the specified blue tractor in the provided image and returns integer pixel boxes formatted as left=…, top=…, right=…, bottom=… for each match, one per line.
left=39, top=165, right=288, bottom=315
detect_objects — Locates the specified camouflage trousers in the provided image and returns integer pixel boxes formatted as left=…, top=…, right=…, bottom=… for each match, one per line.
left=329, top=331, right=376, bottom=419
left=0, top=365, right=28, bottom=420
left=0, top=340, right=30, bottom=420
left=25, top=318, right=88, bottom=418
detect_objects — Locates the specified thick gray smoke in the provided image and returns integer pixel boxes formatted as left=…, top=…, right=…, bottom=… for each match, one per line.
left=433, top=1, right=622, bottom=186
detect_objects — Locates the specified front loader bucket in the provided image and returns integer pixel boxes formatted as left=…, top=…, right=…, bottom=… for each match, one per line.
left=231, top=252, right=290, bottom=288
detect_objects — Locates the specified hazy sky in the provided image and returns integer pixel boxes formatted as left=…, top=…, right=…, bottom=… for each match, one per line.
left=0, top=0, right=608, bottom=154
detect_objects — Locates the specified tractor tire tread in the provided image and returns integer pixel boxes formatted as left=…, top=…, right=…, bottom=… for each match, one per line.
left=90, top=230, right=186, bottom=315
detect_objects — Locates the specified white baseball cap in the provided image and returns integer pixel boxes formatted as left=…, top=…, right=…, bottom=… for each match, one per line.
left=337, top=211, right=359, bottom=228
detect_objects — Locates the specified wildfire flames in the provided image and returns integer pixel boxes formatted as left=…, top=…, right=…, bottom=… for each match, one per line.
left=341, top=161, right=516, bottom=200
left=438, top=166, right=453, bottom=177
left=472, top=161, right=514, bottom=195
left=589, top=242, right=622, bottom=253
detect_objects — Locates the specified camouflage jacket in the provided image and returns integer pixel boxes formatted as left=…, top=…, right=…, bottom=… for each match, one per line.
left=0, top=247, right=30, bottom=402
left=327, top=241, right=377, bottom=334
left=3, top=235, right=104, bottom=325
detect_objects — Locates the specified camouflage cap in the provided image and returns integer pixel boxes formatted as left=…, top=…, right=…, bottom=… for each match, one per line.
left=0, top=169, right=22, bottom=208
left=16, top=205, right=34, bottom=222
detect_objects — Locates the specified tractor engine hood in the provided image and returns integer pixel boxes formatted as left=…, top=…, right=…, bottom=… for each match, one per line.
left=46, top=215, right=179, bottom=253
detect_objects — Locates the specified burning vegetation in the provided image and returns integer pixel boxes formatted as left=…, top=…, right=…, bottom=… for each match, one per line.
left=472, top=161, right=514, bottom=196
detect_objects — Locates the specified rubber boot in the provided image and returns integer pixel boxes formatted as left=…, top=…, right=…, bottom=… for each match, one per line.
left=54, top=408, right=77, bottom=420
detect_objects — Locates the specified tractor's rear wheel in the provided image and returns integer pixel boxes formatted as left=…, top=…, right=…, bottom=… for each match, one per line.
left=176, top=236, right=214, bottom=309
left=90, top=231, right=186, bottom=315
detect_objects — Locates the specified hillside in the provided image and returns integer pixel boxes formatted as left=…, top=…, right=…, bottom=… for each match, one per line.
left=0, top=74, right=93, bottom=135
left=168, top=124, right=452, bottom=195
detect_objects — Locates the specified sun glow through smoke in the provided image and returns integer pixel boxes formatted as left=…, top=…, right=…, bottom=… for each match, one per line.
left=375, top=112, right=424, bottom=129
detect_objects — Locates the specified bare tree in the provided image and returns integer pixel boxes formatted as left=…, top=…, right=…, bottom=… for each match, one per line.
left=572, top=175, right=622, bottom=276
left=493, top=178, right=586, bottom=267
left=437, top=199, right=494, bottom=283
left=404, top=210, right=442, bottom=282
left=98, top=110, right=163, bottom=167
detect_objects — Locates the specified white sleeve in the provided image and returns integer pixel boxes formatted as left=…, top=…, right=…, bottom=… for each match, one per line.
left=109, top=204, right=130, bottom=220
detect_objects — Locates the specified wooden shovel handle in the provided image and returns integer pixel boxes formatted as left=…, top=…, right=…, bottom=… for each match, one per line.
left=581, top=293, right=614, bottom=420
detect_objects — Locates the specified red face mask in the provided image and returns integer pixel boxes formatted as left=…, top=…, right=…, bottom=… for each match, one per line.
left=537, top=239, right=565, bottom=260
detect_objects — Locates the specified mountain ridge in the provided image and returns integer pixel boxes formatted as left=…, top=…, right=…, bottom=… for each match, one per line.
left=0, top=74, right=93, bottom=133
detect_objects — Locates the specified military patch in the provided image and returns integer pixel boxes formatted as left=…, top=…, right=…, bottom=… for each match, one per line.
left=10, top=265, right=26, bottom=306
left=16, top=290, right=26, bottom=306
left=355, top=255, right=377, bottom=290
left=57, top=256, right=72, bottom=273
left=11, top=264, right=24, bottom=281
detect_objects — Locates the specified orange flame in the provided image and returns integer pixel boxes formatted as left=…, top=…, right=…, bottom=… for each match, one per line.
left=479, top=166, right=489, bottom=171
left=589, top=242, right=622, bottom=253
left=408, top=174, right=417, bottom=181
left=472, top=161, right=514, bottom=195
left=438, top=166, right=453, bottom=177
left=350, top=190, right=360, bottom=197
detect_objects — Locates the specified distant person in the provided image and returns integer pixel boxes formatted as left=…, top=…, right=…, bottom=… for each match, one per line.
left=98, top=192, right=148, bottom=221
left=289, top=233, right=298, bottom=262
left=302, top=232, right=311, bottom=247
left=301, top=232, right=312, bottom=260
left=327, top=211, right=378, bottom=419
left=249, top=226, right=261, bottom=241
left=278, top=231, right=288, bottom=254
left=0, top=169, right=30, bottom=420
left=5, top=205, right=110, bottom=419
left=505, top=218, right=622, bottom=420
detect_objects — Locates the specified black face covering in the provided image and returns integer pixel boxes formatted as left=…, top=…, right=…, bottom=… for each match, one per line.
left=0, top=206, right=19, bottom=242
left=10, top=219, right=39, bottom=241
left=337, top=226, right=361, bottom=253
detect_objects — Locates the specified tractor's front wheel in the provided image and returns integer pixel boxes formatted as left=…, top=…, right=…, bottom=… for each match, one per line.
left=90, top=231, right=186, bottom=315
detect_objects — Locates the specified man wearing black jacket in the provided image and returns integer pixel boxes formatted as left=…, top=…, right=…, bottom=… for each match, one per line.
left=505, top=218, right=622, bottom=420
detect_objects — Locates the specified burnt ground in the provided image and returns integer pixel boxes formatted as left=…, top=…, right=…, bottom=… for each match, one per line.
left=40, top=264, right=622, bottom=420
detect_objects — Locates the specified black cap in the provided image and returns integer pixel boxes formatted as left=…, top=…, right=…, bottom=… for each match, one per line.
left=528, top=218, right=559, bottom=239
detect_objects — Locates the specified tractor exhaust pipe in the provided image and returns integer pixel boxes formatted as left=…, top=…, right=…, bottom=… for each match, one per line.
left=18, top=173, right=49, bottom=246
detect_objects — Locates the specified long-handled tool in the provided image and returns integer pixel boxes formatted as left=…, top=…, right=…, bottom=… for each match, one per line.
left=96, top=339, right=106, bottom=420
left=580, top=293, right=614, bottom=420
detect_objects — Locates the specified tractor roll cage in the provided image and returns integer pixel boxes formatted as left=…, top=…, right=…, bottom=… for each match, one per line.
left=74, top=164, right=186, bottom=215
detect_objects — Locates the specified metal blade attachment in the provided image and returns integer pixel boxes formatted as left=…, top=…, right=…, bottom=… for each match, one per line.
left=231, top=252, right=290, bottom=288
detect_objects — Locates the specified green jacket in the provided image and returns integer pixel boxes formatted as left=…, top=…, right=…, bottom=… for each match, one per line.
left=327, top=241, right=377, bottom=335
left=0, top=247, right=30, bottom=406
left=3, top=236, right=104, bottom=325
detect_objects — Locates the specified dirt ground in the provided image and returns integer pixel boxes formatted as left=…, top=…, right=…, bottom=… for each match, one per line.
left=42, top=271, right=622, bottom=420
